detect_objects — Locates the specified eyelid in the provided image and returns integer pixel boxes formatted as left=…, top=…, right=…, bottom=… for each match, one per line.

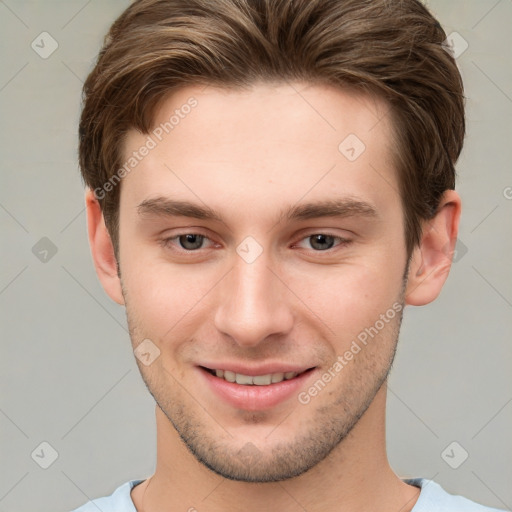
left=292, top=232, right=352, bottom=251
left=160, top=229, right=352, bottom=253
left=160, top=230, right=217, bottom=252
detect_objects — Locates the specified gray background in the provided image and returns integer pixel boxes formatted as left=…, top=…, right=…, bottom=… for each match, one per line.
left=0, top=1, right=511, bottom=511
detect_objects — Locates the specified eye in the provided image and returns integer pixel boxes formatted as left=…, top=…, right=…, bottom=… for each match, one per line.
left=162, top=233, right=214, bottom=251
left=295, top=233, right=351, bottom=251
left=161, top=232, right=350, bottom=254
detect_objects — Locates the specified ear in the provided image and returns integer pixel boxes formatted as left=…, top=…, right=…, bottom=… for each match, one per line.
left=405, top=190, right=462, bottom=306
left=85, top=189, right=125, bottom=305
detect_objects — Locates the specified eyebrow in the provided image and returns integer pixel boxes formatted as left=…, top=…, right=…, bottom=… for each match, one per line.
left=137, top=196, right=378, bottom=224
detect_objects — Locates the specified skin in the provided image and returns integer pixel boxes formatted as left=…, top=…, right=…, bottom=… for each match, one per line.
left=86, top=81, right=461, bottom=512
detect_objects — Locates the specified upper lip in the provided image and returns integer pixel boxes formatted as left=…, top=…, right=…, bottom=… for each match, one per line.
left=198, top=362, right=315, bottom=376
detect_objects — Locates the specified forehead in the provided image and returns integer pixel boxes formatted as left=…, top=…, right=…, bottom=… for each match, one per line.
left=120, top=81, right=398, bottom=220
left=146, top=81, right=392, bottom=153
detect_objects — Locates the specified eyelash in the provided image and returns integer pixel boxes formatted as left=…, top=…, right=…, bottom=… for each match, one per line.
left=160, top=231, right=352, bottom=254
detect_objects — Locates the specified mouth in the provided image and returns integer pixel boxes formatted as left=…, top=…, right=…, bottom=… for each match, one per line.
left=196, top=361, right=319, bottom=411
left=200, top=366, right=314, bottom=386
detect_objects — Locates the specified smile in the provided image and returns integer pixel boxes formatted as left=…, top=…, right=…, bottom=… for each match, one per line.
left=203, top=367, right=304, bottom=386
left=198, top=364, right=318, bottom=410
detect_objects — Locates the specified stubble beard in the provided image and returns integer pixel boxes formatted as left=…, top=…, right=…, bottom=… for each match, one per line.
left=122, top=266, right=408, bottom=483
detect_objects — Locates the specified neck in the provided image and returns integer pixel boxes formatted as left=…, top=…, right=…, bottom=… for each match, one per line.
left=133, top=383, right=420, bottom=512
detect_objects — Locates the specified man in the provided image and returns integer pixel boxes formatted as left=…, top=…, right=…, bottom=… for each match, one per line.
left=72, top=0, right=505, bottom=511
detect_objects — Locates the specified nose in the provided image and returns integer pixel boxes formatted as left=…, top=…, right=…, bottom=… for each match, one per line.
left=213, top=251, right=294, bottom=348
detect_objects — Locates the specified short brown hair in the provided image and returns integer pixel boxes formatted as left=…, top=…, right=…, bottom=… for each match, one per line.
left=79, top=0, right=465, bottom=257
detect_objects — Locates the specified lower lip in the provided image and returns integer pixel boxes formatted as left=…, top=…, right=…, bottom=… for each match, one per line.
left=198, top=367, right=315, bottom=411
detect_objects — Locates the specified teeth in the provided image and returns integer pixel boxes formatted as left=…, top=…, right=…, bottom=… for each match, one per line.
left=224, top=370, right=236, bottom=383
left=253, top=374, right=272, bottom=385
left=211, top=369, right=299, bottom=385
left=235, top=373, right=253, bottom=385
left=271, top=372, right=284, bottom=383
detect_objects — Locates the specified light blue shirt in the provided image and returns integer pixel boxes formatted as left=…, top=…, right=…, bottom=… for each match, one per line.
left=71, top=477, right=507, bottom=511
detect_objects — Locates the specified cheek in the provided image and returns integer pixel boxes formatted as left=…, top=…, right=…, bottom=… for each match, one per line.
left=284, top=258, right=404, bottom=340
left=120, top=221, right=406, bottom=349
left=122, top=253, right=220, bottom=341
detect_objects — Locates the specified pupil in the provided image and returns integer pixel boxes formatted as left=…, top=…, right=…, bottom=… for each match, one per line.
left=180, top=234, right=203, bottom=250
left=311, top=234, right=334, bottom=250
left=178, top=234, right=334, bottom=251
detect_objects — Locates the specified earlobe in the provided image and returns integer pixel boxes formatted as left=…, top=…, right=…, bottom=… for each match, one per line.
left=405, top=190, right=462, bottom=306
left=85, top=189, right=125, bottom=305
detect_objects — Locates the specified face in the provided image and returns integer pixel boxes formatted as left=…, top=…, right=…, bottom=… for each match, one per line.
left=117, top=82, right=409, bottom=482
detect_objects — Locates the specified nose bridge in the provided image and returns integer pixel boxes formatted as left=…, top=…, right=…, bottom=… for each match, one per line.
left=214, top=249, right=293, bottom=347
